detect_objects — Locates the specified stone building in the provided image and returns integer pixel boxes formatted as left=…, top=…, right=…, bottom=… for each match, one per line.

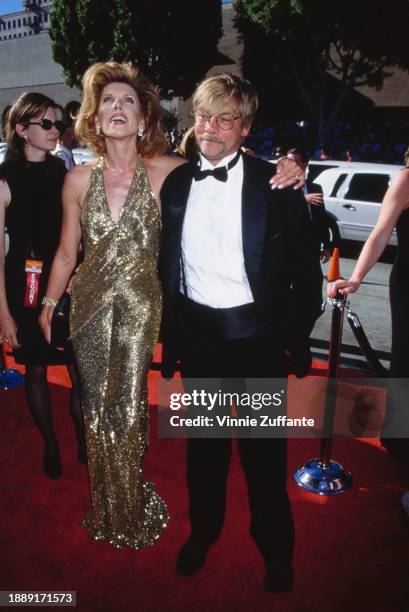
left=0, top=0, right=81, bottom=126
left=0, top=0, right=53, bottom=40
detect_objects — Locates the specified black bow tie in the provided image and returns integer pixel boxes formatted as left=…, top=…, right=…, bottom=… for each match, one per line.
left=194, top=150, right=241, bottom=182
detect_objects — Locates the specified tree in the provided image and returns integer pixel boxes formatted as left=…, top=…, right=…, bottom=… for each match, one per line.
left=50, top=0, right=223, bottom=99
left=236, top=0, right=409, bottom=143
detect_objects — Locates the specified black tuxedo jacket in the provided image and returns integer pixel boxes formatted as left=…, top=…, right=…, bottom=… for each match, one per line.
left=306, top=179, right=341, bottom=250
left=159, top=154, right=323, bottom=377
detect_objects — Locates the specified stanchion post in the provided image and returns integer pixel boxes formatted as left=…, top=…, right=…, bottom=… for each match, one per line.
left=294, top=292, right=353, bottom=495
left=319, top=293, right=345, bottom=465
left=346, top=307, right=389, bottom=377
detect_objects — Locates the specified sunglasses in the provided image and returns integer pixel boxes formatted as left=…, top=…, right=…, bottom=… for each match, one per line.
left=27, top=119, right=65, bottom=133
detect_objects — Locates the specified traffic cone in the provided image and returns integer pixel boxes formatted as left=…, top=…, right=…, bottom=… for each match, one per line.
left=326, top=247, right=341, bottom=281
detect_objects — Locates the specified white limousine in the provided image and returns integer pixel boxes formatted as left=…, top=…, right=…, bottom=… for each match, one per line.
left=313, top=162, right=404, bottom=245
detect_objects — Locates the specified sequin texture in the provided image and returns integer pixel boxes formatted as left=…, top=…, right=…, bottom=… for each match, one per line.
left=70, top=156, right=168, bottom=549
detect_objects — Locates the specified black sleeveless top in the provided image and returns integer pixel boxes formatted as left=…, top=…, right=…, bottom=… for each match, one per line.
left=0, top=153, right=71, bottom=365
left=389, top=197, right=409, bottom=377
left=394, top=206, right=409, bottom=286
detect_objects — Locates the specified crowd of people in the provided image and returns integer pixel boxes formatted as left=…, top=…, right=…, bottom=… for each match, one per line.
left=0, top=64, right=408, bottom=595
left=4, top=105, right=408, bottom=167
left=163, top=118, right=409, bottom=164
left=234, top=118, right=409, bottom=164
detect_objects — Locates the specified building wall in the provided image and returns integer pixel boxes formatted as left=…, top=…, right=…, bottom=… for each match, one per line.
left=0, top=1, right=79, bottom=126
left=0, top=1, right=238, bottom=132
left=0, top=32, right=80, bottom=123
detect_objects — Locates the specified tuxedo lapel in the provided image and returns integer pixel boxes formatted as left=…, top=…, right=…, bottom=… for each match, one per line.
left=241, top=155, right=268, bottom=287
left=165, top=163, right=195, bottom=294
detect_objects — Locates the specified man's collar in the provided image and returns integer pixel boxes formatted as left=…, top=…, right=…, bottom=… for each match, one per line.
left=199, top=150, right=240, bottom=171
left=194, top=150, right=242, bottom=183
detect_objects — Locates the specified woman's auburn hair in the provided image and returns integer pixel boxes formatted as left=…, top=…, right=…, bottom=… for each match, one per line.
left=5, top=91, right=57, bottom=158
left=75, top=61, right=168, bottom=158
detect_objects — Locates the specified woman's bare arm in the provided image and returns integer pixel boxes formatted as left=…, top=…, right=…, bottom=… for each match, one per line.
left=328, top=169, right=409, bottom=297
left=0, top=179, right=20, bottom=347
left=39, top=165, right=90, bottom=342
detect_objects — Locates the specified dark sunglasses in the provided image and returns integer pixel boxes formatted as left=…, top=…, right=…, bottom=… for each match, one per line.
left=27, top=119, right=65, bottom=133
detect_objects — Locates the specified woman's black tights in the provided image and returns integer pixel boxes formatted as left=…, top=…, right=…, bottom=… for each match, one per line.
left=24, top=364, right=85, bottom=455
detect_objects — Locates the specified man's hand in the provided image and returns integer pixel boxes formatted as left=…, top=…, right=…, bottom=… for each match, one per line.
left=65, top=264, right=82, bottom=295
left=321, top=248, right=330, bottom=263
left=305, top=192, right=323, bottom=207
left=270, top=156, right=305, bottom=190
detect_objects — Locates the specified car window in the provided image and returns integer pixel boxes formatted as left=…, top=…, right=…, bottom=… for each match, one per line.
left=308, top=163, right=337, bottom=183
left=345, top=173, right=390, bottom=203
left=329, top=173, right=347, bottom=197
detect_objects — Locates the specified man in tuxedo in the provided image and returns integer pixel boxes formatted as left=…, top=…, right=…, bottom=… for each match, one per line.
left=159, top=74, right=322, bottom=593
left=287, top=147, right=341, bottom=263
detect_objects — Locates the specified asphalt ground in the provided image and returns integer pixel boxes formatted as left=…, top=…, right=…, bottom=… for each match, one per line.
left=311, top=241, right=395, bottom=371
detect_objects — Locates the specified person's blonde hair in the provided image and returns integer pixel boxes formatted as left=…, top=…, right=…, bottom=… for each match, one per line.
left=75, top=62, right=167, bottom=157
left=192, top=73, right=258, bottom=127
left=6, top=92, right=57, bottom=158
left=175, top=126, right=198, bottom=161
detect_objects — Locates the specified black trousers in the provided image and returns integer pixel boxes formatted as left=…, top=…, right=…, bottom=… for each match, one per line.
left=178, top=299, right=295, bottom=564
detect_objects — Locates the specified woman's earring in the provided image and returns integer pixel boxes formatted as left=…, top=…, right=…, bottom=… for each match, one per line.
left=137, top=126, right=144, bottom=138
left=96, top=123, right=101, bottom=136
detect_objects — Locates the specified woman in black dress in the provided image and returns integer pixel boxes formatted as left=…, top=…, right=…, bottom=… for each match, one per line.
left=328, top=150, right=409, bottom=513
left=0, top=92, right=85, bottom=479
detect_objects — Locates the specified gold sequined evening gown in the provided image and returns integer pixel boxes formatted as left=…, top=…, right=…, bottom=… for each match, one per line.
left=70, top=156, right=168, bottom=549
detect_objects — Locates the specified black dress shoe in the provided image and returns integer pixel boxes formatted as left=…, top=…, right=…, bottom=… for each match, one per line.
left=43, top=447, right=62, bottom=480
left=176, top=539, right=209, bottom=576
left=263, top=562, right=294, bottom=593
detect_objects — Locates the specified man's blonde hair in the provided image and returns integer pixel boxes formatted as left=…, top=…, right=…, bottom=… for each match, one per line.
left=193, top=73, right=258, bottom=127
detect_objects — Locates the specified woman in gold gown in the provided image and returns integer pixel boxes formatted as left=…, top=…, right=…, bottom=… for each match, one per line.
left=39, top=62, right=184, bottom=549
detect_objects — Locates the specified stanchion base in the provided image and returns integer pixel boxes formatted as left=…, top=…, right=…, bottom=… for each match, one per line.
left=0, top=369, right=25, bottom=391
left=294, top=458, right=352, bottom=495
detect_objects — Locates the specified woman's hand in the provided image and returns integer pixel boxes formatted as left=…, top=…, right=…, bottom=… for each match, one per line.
left=0, top=312, right=21, bottom=349
left=38, top=306, right=54, bottom=344
left=327, top=279, right=360, bottom=298
left=270, top=156, right=306, bottom=190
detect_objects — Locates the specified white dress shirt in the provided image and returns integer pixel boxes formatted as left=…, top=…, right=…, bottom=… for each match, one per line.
left=180, top=151, right=254, bottom=308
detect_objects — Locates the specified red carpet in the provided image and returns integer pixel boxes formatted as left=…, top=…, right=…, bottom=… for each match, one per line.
left=1, top=349, right=409, bottom=612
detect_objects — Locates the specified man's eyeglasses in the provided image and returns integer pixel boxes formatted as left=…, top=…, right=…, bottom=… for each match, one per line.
left=28, top=119, right=65, bottom=133
left=194, top=112, right=241, bottom=131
